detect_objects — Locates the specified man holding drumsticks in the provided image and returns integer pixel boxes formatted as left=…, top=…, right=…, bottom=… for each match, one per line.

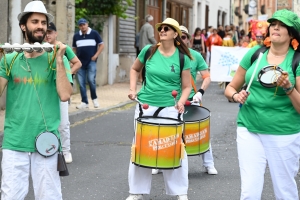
left=0, top=1, right=73, bottom=199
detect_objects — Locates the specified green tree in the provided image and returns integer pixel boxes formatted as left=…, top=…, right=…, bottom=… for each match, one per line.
left=75, top=0, right=133, bottom=33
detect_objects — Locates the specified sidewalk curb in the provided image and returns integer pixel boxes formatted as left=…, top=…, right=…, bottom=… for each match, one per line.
left=69, top=100, right=134, bottom=124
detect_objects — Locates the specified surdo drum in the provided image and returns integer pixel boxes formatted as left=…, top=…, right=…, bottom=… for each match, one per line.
left=131, top=117, right=185, bottom=169
left=183, top=105, right=211, bottom=156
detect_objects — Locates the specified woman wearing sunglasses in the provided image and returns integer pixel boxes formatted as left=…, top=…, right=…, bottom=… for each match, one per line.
left=127, top=18, right=192, bottom=200
left=179, top=25, right=217, bottom=175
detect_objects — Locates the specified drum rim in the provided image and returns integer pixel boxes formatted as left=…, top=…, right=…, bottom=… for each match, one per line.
left=35, top=131, right=59, bottom=157
left=183, top=105, right=211, bottom=122
left=136, top=116, right=184, bottom=125
left=258, top=65, right=283, bottom=88
left=132, top=162, right=182, bottom=169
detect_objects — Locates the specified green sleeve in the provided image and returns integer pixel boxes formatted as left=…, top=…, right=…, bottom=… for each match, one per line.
left=194, top=51, right=208, bottom=72
left=0, top=53, right=19, bottom=80
left=183, top=55, right=191, bottom=70
left=65, top=45, right=76, bottom=61
left=137, top=44, right=152, bottom=64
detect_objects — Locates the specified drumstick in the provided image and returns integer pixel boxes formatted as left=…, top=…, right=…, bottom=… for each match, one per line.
left=240, top=52, right=263, bottom=108
left=185, top=100, right=199, bottom=106
left=134, top=98, right=149, bottom=109
left=172, top=90, right=178, bottom=106
left=246, top=52, right=263, bottom=92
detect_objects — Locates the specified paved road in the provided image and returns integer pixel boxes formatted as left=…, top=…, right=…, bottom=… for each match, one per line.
left=2, top=82, right=299, bottom=199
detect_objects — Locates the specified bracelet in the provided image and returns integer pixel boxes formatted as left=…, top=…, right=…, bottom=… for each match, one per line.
left=286, top=87, right=295, bottom=95
left=231, top=92, right=238, bottom=103
left=198, top=89, right=205, bottom=95
left=283, top=85, right=294, bottom=92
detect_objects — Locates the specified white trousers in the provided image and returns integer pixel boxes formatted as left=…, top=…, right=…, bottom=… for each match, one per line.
left=59, top=101, right=70, bottom=152
left=201, top=143, right=214, bottom=167
left=1, top=149, right=62, bottom=200
left=237, top=127, right=300, bottom=200
left=128, top=104, right=189, bottom=195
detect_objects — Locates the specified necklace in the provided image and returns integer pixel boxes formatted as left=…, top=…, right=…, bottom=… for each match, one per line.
left=269, top=50, right=288, bottom=58
left=21, top=55, right=31, bottom=72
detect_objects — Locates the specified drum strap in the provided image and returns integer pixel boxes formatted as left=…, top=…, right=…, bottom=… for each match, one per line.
left=138, top=104, right=144, bottom=118
left=153, top=107, right=165, bottom=117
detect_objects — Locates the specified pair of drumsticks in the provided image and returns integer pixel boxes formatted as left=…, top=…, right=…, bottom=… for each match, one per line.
left=134, top=90, right=199, bottom=109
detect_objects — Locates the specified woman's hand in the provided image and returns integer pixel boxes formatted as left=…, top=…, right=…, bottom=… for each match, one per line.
left=234, top=90, right=249, bottom=104
left=128, top=90, right=137, bottom=100
left=175, top=101, right=185, bottom=113
left=277, top=71, right=292, bottom=89
left=55, top=42, right=66, bottom=59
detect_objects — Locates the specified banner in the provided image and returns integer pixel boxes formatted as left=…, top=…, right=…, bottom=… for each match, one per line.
left=210, top=46, right=250, bottom=82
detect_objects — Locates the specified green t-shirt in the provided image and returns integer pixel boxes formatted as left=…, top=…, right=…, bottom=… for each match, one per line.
left=0, top=52, right=73, bottom=152
left=188, top=48, right=208, bottom=99
left=237, top=46, right=300, bottom=135
left=65, top=45, right=76, bottom=61
left=138, top=45, right=191, bottom=107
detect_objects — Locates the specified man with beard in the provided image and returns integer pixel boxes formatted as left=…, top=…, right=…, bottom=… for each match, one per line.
left=0, top=1, right=73, bottom=199
left=46, top=22, right=82, bottom=164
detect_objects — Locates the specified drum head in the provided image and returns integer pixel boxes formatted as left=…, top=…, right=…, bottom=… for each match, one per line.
left=183, top=105, right=210, bottom=122
left=258, top=65, right=283, bottom=88
left=137, top=117, right=183, bottom=125
left=35, top=132, right=59, bottom=157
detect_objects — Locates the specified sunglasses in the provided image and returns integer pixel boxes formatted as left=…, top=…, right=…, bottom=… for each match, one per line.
left=181, top=35, right=187, bottom=40
left=256, top=36, right=263, bottom=38
left=158, top=26, right=171, bottom=32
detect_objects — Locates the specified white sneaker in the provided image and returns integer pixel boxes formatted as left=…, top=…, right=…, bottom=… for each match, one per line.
left=92, top=99, right=99, bottom=108
left=126, top=194, right=143, bottom=200
left=152, top=169, right=162, bottom=175
left=63, top=151, right=73, bottom=164
left=205, top=166, right=218, bottom=175
left=177, top=194, right=188, bottom=200
left=76, top=102, right=88, bottom=109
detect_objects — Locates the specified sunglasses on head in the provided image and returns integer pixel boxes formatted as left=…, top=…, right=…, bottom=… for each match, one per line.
left=158, top=26, right=171, bottom=32
left=181, top=35, right=187, bottom=40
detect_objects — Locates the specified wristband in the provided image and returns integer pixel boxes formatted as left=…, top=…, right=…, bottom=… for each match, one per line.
left=231, top=92, right=238, bottom=103
left=286, top=87, right=295, bottom=95
left=198, top=89, right=205, bottom=95
left=283, top=85, right=294, bottom=92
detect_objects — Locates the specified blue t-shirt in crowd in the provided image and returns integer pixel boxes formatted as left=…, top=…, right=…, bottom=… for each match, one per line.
left=72, top=27, right=103, bottom=67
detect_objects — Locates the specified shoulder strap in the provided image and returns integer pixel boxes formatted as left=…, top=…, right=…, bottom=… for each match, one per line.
left=250, top=46, right=268, bottom=66
left=142, top=45, right=154, bottom=86
left=292, top=51, right=300, bottom=78
left=179, top=51, right=184, bottom=77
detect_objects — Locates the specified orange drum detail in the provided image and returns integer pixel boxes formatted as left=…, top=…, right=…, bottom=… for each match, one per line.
left=131, top=117, right=184, bottom=169
left=183, top=105, right=211, bottom=156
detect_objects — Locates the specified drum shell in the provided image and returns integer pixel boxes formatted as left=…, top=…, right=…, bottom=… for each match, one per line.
left=133, top=117, right=184, bottom=169
left=183, top=105, right=210, bottom=156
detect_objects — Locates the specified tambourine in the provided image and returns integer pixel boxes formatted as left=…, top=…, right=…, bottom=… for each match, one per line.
left=257, top=65, right=283, bottom=88
left=35, top=132, right=59, bottom=157
left=0, top=42, right=56, bottom=53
